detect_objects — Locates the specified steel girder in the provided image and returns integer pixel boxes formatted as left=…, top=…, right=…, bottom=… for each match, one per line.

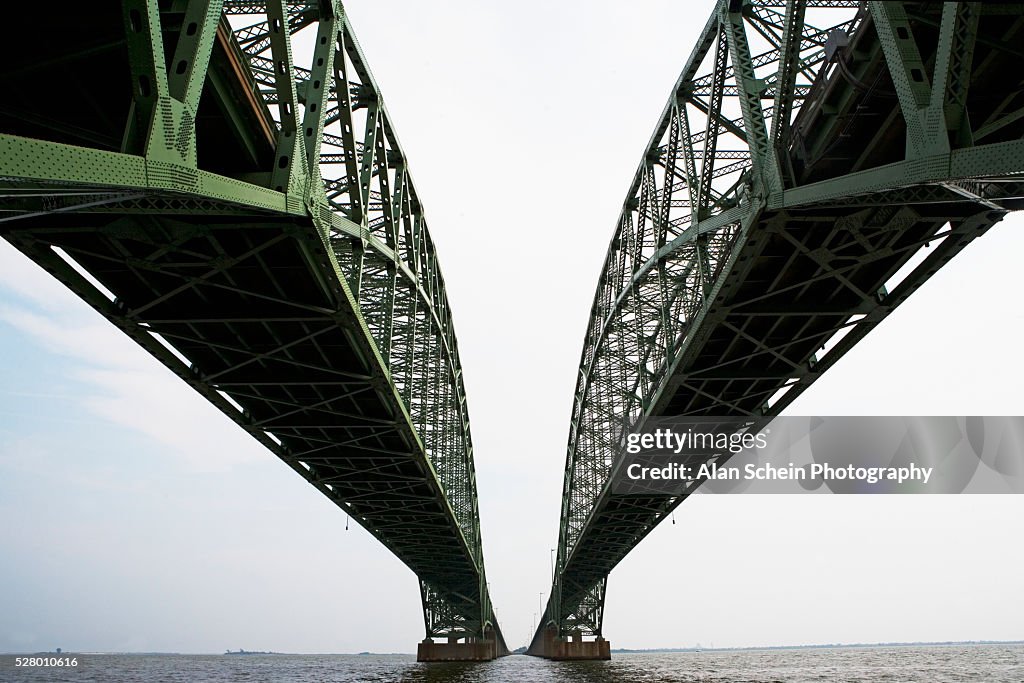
left=537, top=0, right=1024, bottom=645
left=0, top=0, right=503, bottom=649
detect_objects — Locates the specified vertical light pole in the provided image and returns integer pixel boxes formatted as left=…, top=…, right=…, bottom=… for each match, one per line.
left=550, top=548, right=555, bottom=581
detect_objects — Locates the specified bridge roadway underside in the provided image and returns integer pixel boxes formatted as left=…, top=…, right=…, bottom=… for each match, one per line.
left=557, top=197, right=1005, bottom=626
left=0, top=1, right=505, bottom=659
left=2, top=205, right=486, bottom=637
left=535, top=190, right=1008, bottom=660
left=537, top=0, right=1024, bottom=658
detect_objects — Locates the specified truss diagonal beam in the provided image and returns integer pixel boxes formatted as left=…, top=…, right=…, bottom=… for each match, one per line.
left=536, top=1, right=1024, bottom=651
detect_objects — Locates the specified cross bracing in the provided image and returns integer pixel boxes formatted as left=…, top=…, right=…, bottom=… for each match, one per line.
left=0, top=0, right=504, bottom=650
left=534, top=0, right=1024, bottom=648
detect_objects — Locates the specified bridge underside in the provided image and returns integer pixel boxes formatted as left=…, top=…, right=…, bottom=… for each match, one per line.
left=536, top=0, right=1024, bottom=657
left=2, top=203, right=483, bottom=602
left=0, top=0, right=505, bottom=658
left=543, top=197, right=1006, bottom=649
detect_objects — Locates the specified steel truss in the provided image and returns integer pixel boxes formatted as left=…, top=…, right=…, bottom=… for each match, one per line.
left=0, top=0, right=503, bottom=649
left=537, top=0, right=1024, bottom=647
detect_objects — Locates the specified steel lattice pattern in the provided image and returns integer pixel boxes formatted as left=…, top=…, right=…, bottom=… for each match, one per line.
left=535, top=0, right=1024, bottom=648
left=0, top=0, right=503, bottom=650
left=1, top=0, right=1023, bottom=657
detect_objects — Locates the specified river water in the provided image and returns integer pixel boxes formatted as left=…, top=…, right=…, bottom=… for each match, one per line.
left=2, top=644, right=1022, bottom=682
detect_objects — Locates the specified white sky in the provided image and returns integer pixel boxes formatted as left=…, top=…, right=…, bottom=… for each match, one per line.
left=1, top=0, right=1022, bottom=654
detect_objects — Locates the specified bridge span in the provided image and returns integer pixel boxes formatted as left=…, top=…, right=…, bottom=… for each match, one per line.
left=529, top=0, right=1024, bottom=660
left=0, top=0, right=506, bottom=661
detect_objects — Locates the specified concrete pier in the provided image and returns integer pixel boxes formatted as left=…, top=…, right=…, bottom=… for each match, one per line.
left=416, top=634, right=499, bottom=662
left=528, top=626, right=611, bottom=660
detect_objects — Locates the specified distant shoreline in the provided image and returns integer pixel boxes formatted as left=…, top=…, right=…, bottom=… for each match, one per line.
left=611, top=640, right=1024, bottom=654
left=4, top=641, right=1022, bottom=657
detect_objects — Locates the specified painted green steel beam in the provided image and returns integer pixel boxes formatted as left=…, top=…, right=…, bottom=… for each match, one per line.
left=540, top=0, right=1024, bottom=648
left=0, top=0, right=503, bottom=652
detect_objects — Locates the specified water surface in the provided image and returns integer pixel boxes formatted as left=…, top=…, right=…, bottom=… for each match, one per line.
left=2, top=644, right=1022, bottom=682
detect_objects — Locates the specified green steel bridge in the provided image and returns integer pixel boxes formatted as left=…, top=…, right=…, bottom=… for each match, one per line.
left=529, top=0, right=1024, bottom=659
left=2, top=0, right=1023, bottom=662
left=0, top=0, right=505, bottom=661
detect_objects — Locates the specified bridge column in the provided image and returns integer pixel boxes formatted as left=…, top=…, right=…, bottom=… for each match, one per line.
left=529, top=626, right=611, bottom=661
left=416, top=632, right=499, bottom=662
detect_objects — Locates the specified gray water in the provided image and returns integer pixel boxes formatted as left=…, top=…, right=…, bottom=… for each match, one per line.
left=2, top=645, right=1023, bottom=682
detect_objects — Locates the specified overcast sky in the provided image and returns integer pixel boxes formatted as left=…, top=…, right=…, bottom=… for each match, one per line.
left=1, top=0, right=1022, bottom=654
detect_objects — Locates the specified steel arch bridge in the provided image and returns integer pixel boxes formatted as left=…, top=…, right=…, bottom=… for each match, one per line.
left=0, top=0, right=505, bottom=661
left=530, top=0, right=1024, bottom=659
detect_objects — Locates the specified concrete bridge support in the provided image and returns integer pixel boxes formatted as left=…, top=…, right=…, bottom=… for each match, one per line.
left=529, top=627, right=611, bottom=661
left=416, top=633, right=501, bottom=662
